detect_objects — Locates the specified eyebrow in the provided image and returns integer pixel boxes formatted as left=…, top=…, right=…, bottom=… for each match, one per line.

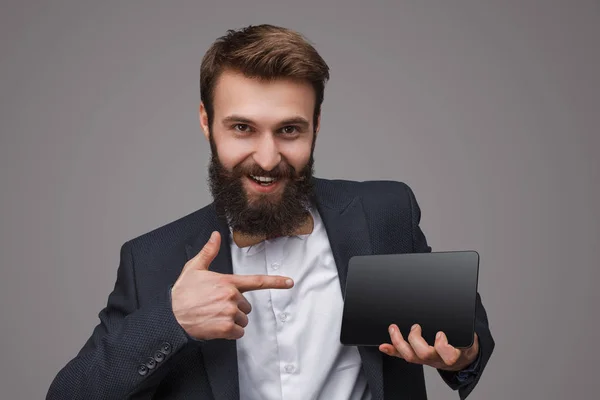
left=221, top=115, right=310, bottom=129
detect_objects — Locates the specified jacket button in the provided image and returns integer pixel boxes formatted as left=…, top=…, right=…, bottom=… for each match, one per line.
left=137, top=364, right=149, bottom=376
left=154, top=350, right=165, bottom=363
left=160, top=342, right=172, bottom=355
left=145, top=357, right=157, bottom=370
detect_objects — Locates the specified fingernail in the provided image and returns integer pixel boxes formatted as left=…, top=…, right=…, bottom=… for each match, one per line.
left=209, top=232, right=217, bottom=243
left=389, top=326, right=395, bottom=334
left=411, top=324, right=418, bottom=331
left=436, top=332, right=441, bottom=340
left=285, top=279, right=293, bottom=287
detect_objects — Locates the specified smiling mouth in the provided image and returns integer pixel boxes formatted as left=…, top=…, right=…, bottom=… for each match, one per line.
left=248, top=175, right=279, bottom=186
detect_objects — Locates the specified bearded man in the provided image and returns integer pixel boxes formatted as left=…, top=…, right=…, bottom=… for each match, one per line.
left=47, top=24, right=494, bottom=400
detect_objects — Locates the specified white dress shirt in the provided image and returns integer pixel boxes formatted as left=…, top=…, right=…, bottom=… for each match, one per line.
left=230, top=207, right=372, bottom=400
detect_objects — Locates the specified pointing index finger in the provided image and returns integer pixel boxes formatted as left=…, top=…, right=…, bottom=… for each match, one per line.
left=229, top=274, right=294, bottom=293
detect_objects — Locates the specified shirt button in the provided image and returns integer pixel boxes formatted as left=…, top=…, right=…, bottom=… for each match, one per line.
left=284, top=364, right=296, bottom=373
left=279, top=312, right=289, bottom=322
left=271, top=262, right=280, bottom=270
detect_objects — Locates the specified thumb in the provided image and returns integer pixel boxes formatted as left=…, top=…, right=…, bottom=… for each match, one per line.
left=185, top=231, right=221, bottom=272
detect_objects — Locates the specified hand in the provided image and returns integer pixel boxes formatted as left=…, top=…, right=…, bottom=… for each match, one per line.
left=379, top=324, right=479, bottom=372
left=171, top=231, right=294, bottom=340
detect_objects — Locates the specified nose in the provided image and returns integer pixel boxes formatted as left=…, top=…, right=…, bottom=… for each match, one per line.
left=252, top=134, right=281, bottom=171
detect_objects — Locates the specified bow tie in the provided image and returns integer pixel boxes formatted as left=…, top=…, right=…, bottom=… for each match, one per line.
left=232, top=214, right=315, bottom=248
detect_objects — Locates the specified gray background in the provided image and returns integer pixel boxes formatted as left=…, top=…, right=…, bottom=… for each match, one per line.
left=1, top=0, right=598, bottom=399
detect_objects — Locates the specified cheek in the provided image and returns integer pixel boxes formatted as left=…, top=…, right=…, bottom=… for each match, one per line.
left=214, top=136, right=254, bottom=169
left=280, top=139, right=313, bottom=170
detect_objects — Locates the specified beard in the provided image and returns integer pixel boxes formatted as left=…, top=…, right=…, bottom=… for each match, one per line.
left=208, top=135, right=316, bottom=238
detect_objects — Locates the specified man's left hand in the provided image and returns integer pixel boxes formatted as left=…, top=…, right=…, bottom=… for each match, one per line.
left=379, top=324, right=479, bottom=372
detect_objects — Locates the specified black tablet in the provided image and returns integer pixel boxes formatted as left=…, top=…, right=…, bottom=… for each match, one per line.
left=340, top=251, right=479, bottom=348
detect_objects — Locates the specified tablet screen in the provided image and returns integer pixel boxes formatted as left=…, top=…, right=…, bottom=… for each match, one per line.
left=340, top=251, right=479, bottom=348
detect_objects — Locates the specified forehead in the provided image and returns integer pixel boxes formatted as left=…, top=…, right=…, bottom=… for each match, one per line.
left=212, top=70, right=316, bottom=123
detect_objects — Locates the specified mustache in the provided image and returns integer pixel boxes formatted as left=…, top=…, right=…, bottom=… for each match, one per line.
left=230, top=162, right=301, bottom=180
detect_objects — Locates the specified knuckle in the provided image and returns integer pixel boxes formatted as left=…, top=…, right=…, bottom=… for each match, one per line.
left=410, top=349, right=421, bottom=360
left=447, top=353, right=460, bottom=365
left=223, top=303, right=238, bottom=316
left=420, top=351, right=435, bottom=362
left=232, top=328, right=245, bottom=340
left=404, top=353, right=417, bottom=363
left=253, top=277, right=265, bottom=289
left=223, top=286, right=238, bottom=299
left=216, top=285, right=235, bottom=301
left=218, top=275, right=232, bottom=286
left=198, top=247, right=212, bottom=260
left=219, top=321, right=235, bottom=335
left=410, top=346, right=423, bottom=356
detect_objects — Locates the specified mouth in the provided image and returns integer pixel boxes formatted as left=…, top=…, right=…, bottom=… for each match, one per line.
left=245, top=175, right=284, bottom=194
left=249, top=175, right=278, bottom=186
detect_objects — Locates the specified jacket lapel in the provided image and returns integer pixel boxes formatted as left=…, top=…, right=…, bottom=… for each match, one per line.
left=185, top=205, right=239, bottom=400
left=313, top=178, right=384, bottom=400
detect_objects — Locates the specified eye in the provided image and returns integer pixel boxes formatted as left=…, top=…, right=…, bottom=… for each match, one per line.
left=233, top=124, right=251, bottom=132
left=280, top=126, right=299, bottom=135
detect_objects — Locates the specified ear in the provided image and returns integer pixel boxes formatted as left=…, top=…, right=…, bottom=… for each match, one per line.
left=199, top=103, right=210, bottom=141
left=314, top=113, right=321, bottom=137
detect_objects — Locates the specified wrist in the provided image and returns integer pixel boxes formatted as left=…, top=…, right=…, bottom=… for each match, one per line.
left=168, top=285, right=205, bottom=343
left=459, top=347, right=479, bottom=369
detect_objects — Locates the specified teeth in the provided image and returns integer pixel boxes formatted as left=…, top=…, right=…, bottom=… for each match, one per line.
left=250, top=175, right=277, bottom=183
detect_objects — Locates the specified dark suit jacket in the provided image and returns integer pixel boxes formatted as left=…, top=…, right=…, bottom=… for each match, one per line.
left=47, top=178, right=494, bottom=400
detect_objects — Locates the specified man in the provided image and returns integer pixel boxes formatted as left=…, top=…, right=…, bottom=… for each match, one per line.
left=47, top=24, right=494, bottom=400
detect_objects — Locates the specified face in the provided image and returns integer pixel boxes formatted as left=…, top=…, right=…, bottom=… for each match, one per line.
left=200, top=69, right=320, bottom=237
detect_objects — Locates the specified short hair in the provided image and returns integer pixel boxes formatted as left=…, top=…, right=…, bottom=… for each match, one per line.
left=200, top=24, right=330, bottom=129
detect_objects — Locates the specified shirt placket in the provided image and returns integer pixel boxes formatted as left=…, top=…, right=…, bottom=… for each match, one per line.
left=265, top=238, right=298, bottom=397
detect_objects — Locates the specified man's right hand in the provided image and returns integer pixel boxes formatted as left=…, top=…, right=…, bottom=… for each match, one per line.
left=171, top=231, right=294, bottom=340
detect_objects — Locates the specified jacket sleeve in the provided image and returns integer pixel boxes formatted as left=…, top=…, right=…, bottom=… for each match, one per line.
left=46, top=241, right=192, bottom=400
left=404, top=183, right=495, bottom=400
